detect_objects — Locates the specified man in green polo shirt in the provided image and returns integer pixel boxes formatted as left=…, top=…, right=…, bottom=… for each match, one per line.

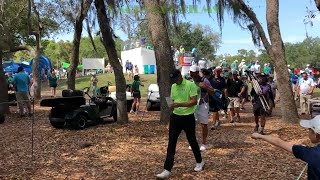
left=156, top=69, right=204, bottom=179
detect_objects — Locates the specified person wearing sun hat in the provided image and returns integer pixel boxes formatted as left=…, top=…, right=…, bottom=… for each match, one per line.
left=156, top=69, right=204, bottom=179
left=238, top=59, right=246, bottom=75
left=296, top=71, right=315, bottom=115
left=252, top=115, right=320, bottom=179
left=231, top=60, right=238, bottom=71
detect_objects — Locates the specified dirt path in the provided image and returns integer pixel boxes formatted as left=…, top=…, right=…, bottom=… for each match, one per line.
left=0, top=100, right=309, bottom=179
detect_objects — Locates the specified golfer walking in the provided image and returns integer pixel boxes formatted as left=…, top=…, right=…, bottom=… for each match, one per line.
left=156, top=69, right=204, bottom=179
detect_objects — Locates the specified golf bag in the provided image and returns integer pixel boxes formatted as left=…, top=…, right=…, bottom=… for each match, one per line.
left=247, top=71, right=270, bottom=112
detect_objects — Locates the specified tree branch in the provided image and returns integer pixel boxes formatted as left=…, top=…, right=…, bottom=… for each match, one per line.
left=86, top=17, right=98, bottom=55
left=27, top=0, right=32, bottom=33
left=236, top=0, right=271, bottom=52
left=3, top=45, right=34, bottom=53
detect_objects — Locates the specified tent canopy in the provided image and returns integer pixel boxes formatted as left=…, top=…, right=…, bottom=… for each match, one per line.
left=30, top=55, right=52, bottom=72
left=62, top=62, right=83, bottom=69
left=3, top=62, right=20, bottom=73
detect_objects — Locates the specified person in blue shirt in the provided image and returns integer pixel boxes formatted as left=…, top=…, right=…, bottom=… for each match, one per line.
left=252, top=115, right=320, bottom=179
left=13, top=66, right=31, bottom=117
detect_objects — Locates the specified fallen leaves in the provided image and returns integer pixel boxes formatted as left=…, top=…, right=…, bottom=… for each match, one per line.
left=0, top=104, right=309, bottom=180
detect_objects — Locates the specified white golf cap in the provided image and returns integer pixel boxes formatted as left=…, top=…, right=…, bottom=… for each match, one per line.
left=190, top=65, right=200, bottom=72
left=300, top=115, right=320, bottom=134
left=242, top=59, right=245, bottom=62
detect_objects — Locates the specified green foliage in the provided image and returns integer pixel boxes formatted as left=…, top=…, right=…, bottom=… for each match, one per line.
left=216, top=48, right=259, bottom=65
left=285, top=37, right=320, bottom=67
left=136, top=21, right=221, bottom=59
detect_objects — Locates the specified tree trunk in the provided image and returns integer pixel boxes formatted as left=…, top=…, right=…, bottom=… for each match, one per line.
left=67, top=0, right=93, bottom=90
left=144, top=0, right=175, bottom=124
left=266, top=0, right=299, bottom=122
left=95, top=0, right=128, bottom=124
left=32, top=35, right=41, bottom=100
left=32, top=34, right=42, bottom=99
left=0, top=50, right=9, bottom=114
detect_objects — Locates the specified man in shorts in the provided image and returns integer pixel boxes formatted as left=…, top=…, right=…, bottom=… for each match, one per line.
left=250, top=74, right=274, bottom=134
left=205, top=67, right=226, bottom=130
left=189, top=65, right=215, bottom=151
left=14, top=66, right=31, bottom=117
left=225, top=70, right=245, bottom=123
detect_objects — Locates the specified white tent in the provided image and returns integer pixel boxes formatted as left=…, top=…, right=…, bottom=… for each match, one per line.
left=82, top=58, right=105, bottom=76
left=121, top=47, right=156, bottom=74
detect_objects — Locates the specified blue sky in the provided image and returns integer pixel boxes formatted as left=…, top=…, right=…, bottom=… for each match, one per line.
left=57, top=0, right=320, bottom=56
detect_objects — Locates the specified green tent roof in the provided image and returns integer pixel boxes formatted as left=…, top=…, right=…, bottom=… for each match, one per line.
left=62, top=62, right=83, bottom=69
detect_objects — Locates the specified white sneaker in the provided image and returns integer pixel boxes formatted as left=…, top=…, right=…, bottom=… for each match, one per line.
left=129, top=110, right=134, bottom=114
left=194, top=161, right=205, bottom=172
left=200, top=144, right=206, bottom=151
left=155, top=170, right=171, bottom=179
left=188, top=146, right=192, bottom=150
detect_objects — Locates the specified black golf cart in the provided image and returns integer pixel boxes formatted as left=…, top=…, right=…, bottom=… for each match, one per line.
left=40, top=88, right=117, bottom=130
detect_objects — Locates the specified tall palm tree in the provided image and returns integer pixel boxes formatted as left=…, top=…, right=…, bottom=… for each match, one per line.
left=215, top=0, right=299, bottom=122
left=67, top=0, right=93, bottom=90
left=95, top=0, right=128, bottom=123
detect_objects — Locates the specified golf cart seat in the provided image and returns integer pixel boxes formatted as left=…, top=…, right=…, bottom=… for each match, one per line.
left=62, top=90, right=84, bottom=97
left=40, top=96, right=86, bottom=108
left=91, top=96, right=115, bottom=109
left=41, top=89, right=86, bottom=108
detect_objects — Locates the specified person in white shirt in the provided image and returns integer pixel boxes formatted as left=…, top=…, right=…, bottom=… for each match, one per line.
left=174, top=48, right=180, bottom=65
left=198, top=58, right=207, bottom=69
left=238, top=59, right=245, bottom=72
left=305, top=64, right=312, bottom=73
left=296, top=72, right=315, bottom=115
left=254, top=60, right=261, bottom=74
left=287, top=64, right=292, bottom=74
left=133, top=65, right=139, bottom=76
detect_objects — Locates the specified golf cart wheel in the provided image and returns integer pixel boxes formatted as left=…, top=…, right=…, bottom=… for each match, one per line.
left=50, top=121, right=65, bottom=129
left=146, top=101, right=152, bottom=111
left=0, top=115, right=5, bottom=124
left=70, top=114, right=87, bottom=130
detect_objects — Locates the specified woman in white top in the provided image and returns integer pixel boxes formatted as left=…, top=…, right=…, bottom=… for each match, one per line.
left=134, top=65, right=139, bottom=76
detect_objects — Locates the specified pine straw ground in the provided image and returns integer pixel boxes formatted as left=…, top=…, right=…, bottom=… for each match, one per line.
left=0, top=100, right=311, bottom=180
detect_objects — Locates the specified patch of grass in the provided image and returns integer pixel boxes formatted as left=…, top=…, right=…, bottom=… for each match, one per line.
left=43, top=73, right=158, bottom=96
